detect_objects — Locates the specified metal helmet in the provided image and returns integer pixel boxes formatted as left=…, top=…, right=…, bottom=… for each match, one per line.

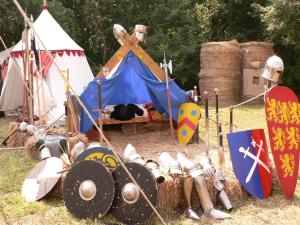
left=261, top=55, right=284, bottom=83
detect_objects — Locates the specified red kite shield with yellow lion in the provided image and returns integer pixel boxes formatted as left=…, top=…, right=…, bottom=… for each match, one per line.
left=265, top=86, right=300, bottom=199
left=177, top=103, right=201, bottom=144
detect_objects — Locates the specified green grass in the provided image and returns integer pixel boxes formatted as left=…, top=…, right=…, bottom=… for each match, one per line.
left=0, top=105, right=300, bottom=225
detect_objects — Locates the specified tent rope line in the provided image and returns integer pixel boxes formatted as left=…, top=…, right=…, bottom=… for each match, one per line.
left=13, top=1, right=167, bottom=224
left=207, top=87, right=272, bottom=112
left=0, top=35, right=57, bottom=119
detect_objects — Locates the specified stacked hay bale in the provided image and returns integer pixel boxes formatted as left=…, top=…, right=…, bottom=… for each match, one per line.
left=240, top=42, right=274, bottom=100
left=157, top=175, right=246, bottom=213
left=199, top=40, right=241, bottom=105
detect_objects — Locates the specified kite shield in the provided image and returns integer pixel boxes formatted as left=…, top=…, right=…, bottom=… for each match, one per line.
left=265, top=86, right=300, bottom=199
left=177, top=103, right=201, bottom=144
left=227, top=129, right=272, bottom=199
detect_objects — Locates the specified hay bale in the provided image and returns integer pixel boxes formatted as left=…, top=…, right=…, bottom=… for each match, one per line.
left=24, top=131, right=88, bottom=160
left=200, top=40, right=241, bottom=70
left=199, top=41, right=242, bottom=105
left=25, top=136, right=39, bottom=160
left=7, top=130, right=32, bottom=148
left=157, top=176, right=184, bottom=213
left=69, top=133, right=89, bottom=150
left=157, top=174, right=246, bottom=213
left=240, top=42, right=274, bottom=69
left=49, top=163, right=68, bottom=198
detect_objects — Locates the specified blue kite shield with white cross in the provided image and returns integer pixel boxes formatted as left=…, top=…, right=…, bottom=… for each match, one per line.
left=227, top=129, right=272, bottom=199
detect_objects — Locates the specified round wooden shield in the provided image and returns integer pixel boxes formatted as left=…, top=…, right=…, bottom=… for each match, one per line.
left=63, top=160, right=115, bottom=220
left=110, top=162, right=158, bottom=224
left=22, top=157, right=63, bottom=202
left=75, top=147, right=119, bottom=171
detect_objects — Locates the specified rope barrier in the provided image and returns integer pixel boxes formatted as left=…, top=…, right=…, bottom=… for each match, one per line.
left=13, top=1, right=167, bottom=224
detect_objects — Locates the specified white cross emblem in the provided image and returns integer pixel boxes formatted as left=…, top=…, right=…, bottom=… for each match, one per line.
left=239, top=137, right=270, bottom=183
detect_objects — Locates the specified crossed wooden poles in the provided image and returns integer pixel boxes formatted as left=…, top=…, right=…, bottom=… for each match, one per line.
left=96, top=25, right=175, bottom=143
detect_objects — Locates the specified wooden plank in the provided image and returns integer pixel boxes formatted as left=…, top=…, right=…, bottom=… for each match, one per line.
left=130, top=44, right=166, bottom=81
left=97, top=32, right=166, bottom=81
left=96, top=46, right=130, bottom=78
left=101, top=115, right=167, bottom=125
left=101, top=117, right=150, bottom=125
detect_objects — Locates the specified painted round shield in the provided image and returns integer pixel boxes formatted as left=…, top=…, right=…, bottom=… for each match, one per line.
left=110, top=162, right=158, bottom=224
left=63, top=160, right=115, bottom=219
left=22, top=157, right=63, bottom=202
left=75, top=147, right=119, bottom=171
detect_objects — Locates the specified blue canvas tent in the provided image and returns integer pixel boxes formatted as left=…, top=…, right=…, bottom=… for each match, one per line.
left=80, top=51, right=187, bottom=133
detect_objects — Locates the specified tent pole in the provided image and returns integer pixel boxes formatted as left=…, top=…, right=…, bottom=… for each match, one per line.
left=37, top=43, right=46, bottom=124
left=162, top=53, right=175, bottom=144
left=24, top=21, right=32, bottom=123
left=29, top=51, right=34, bottom=124
left=22, top=19, right=27, bottom=120
left=97, top=80, right=103, bottom=145
left=65, top=69, right=78, bottom=133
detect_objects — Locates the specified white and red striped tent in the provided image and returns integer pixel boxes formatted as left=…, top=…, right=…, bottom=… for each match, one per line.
left=0, top=7, right=94, bottom=123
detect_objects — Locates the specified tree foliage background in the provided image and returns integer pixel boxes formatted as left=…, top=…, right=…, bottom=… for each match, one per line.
left=0, top=0, right=299, bottom=95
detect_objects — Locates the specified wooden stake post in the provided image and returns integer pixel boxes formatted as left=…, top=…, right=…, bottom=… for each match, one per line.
left=229, top=106, right=234, bottom=133
left=215, top=88, right=219, bottom=144
left=193, top=86, right=200, bottom=144
left=204, top=91, right=209, bottom=156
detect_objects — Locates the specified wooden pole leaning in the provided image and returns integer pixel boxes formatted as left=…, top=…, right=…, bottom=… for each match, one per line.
left=12, top=5, right=167, bottom=223
left=24, top=19, right=31, bottom=122
left=97, top=80, right=103, bottom=145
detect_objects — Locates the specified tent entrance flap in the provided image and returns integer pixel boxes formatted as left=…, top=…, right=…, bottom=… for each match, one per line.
left=80, top=51, right=187, bottom=133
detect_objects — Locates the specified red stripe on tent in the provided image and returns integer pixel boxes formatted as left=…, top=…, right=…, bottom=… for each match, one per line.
left=1, top=62, right=8, bottom=80
left=178, top=117, right=197, bottom=130
left=10, top=50, right=85, bottom=58
left=33, top=52, right=56, bottom=78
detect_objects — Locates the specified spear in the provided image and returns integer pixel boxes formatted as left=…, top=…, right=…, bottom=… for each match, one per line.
left=161, top=52, right=175, bottom=144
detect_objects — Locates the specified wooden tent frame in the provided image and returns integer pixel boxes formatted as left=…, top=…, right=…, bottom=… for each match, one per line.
left=95, top=26, right=168, bottom=125
left=96, top=30, right=166, bottom=81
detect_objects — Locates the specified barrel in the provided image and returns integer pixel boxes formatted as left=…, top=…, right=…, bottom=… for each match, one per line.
left=199, top=40, right=241, bottom=105
left=240, top=42, right=274, bottom=99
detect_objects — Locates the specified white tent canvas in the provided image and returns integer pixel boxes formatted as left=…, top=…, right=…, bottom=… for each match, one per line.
left=0, top=8, right=94, bottom=123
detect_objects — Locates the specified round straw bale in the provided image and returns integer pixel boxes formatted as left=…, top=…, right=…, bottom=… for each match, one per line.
left=69, top=133, right=89, bottom=150
left=201, top=40, right=241, bottom=70
left=240, top=42, right=274, bottom=69
left=200, top=41, right=242, bottom=105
